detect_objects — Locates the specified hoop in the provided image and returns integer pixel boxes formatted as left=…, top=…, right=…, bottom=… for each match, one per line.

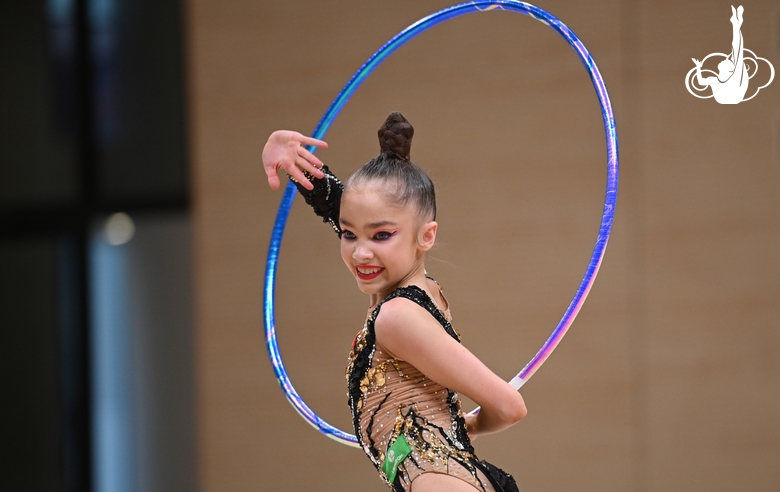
left=264, top=0, right=619, bottom=448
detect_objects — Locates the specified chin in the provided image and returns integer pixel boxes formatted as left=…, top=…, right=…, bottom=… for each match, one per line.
left=356, top=283, right=381, bottom=295
left=354, top=276, right=392, bottom=296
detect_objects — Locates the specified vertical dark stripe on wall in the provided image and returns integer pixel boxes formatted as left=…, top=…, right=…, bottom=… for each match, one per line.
left=71, top=0, right=96, bottom=486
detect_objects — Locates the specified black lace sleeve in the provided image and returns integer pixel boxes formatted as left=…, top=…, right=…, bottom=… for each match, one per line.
left=288, top=164, right=344, bottom=236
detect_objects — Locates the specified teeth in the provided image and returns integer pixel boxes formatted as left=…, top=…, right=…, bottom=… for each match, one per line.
left=357, top=267, right=381, bottom=275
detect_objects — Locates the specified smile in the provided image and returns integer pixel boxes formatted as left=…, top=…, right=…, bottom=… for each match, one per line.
left=355, top=266, right=385, bottom=280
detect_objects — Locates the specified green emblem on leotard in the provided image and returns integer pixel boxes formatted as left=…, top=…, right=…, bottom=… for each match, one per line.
left=382, top=434, right=412, bottom=483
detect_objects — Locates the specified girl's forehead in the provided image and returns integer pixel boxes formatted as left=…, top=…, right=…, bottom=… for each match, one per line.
left=343, top=183, right=389, bottom=201
left=341, top=186, right=410, bottom=223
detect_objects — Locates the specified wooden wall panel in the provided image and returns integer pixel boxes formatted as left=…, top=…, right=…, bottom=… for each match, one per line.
left=636, top=2, right=780, bottom=491
left=187, top=0, right=779, bottom=490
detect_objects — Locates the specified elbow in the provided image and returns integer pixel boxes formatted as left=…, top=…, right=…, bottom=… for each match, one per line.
left=499, top=393, right=527, bottom=425
left=518, top=401, right=528, bottom=421
left=511, top=398, right=528, bottom=424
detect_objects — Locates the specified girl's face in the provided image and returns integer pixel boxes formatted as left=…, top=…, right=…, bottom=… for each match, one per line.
left=339, top=183, right=436, bottom=298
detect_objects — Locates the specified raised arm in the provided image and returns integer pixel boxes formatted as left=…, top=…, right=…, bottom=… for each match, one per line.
left=375, top=298, right=527, bottom=438
left=262, top=130, right=344, bottom=235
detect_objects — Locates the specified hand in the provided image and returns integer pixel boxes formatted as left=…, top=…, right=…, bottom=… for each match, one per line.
left=262, top=130, right=328, bottom=190
left=692, top=58, right=702, bottom=67
left=463, top=413, right=479, bottom=442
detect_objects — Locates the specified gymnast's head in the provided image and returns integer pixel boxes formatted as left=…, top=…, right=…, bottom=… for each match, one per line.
left=345, top=112, right=436, bottom=222
left=339, top=112, right=438, bottom=264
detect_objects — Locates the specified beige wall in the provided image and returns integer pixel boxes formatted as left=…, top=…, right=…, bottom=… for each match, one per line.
left=187, top=1, right=780, bottom=490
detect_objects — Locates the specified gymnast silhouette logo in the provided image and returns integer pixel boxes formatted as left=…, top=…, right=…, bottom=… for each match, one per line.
left=685, top=5, right=774, bottom=104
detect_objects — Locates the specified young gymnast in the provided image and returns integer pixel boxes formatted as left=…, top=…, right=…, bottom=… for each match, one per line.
left=263, top=112, right=526, bottom=492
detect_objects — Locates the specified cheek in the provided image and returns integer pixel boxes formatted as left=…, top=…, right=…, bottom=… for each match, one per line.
left=340, top=240, right=352, bottom=266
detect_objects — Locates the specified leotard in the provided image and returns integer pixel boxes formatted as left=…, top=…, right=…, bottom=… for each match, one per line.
left=291, top=167, right=518, bottom=491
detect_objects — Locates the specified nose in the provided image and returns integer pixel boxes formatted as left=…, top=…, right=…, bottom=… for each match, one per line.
left=352, top=242, right=373, bottom=262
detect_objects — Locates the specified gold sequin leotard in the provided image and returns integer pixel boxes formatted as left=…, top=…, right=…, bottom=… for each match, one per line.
left=292, top=166, right=518, bottom=492
left=345, top=286, right=517, bottom=491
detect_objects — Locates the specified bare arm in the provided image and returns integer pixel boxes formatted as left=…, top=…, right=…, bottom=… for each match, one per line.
left=375, top=298, right=527, bottom=438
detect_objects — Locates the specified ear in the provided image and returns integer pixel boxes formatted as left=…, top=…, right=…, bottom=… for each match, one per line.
left=417, top=221, right=438, bottom=252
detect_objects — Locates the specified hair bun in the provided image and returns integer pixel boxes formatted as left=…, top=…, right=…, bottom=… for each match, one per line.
left=377, top=112, right=414, bottom=160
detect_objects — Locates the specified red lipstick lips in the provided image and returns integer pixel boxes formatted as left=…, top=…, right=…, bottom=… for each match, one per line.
left=355, top=266, right=384, bottom=280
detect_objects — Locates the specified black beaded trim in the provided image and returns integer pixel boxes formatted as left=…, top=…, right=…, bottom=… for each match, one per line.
left=382, top=286, right=460, bottom=342
left=289, top=164, right=344, bottom=235
left=347, top=284, right=499, bottom=491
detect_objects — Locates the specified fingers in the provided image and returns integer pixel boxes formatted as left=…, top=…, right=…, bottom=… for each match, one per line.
left=262, top=130, right=329, bottom=191
left=286, top=165, right=315, bottom=190
left=298, top=135, right=329, bottom=149
left=263, top=153, right=315, bottom=191
left=295, top=156, right=322, bottom=180
left=264, top=159, right=283, bottom=189
left=298, top=145, right=323, bottom=166
left=297, top=147, right=325, bottom=178
left=267, top=173, right=281, bottom=190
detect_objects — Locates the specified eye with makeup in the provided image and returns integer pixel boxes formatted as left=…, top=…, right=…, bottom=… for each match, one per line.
left=340, top=229, right=397, bottom=241
left=373, top=230, right=397, bottom=241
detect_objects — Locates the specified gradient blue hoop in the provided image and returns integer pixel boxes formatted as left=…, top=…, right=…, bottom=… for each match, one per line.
left=264, top=0, right=619, bottom=448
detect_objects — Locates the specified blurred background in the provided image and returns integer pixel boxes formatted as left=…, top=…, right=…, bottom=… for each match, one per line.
left=1, top=0, right=193, bottom=491
left=1, top=0, right=778, bottom=491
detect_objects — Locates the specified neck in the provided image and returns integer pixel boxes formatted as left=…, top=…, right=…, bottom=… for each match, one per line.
left=368, top=261, right=428, bottom=308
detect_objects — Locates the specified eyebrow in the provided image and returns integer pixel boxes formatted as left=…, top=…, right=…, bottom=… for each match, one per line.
left=340, top=218, right=398, bottom=229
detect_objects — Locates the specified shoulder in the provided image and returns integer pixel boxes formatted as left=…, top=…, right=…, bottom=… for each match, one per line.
left=375, top=295, right=430, bottom=330
left=373, top=294, right=442, bottom=352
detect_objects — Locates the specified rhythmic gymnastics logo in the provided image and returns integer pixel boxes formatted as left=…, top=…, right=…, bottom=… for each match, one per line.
left=685, top=5, right=774, bottom=104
